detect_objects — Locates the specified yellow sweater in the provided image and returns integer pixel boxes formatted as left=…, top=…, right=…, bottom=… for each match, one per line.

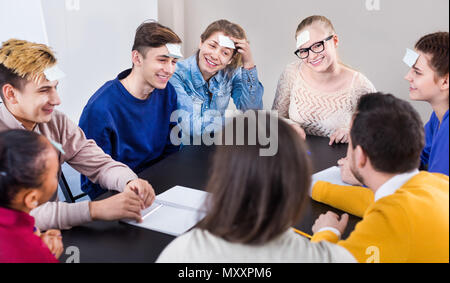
left=311, top=172, right=449, bottom=263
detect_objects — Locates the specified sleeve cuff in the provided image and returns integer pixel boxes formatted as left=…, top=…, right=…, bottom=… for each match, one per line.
left=317, top=227, right=342, bottom=239
left=311, top=229, right=341, bottom=243
left=242, top=66, right=259, bottom=90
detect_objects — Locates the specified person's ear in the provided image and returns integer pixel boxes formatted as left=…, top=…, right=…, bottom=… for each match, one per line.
left=198, top=39, right=203, bottom=50
left=131, top=50, right=144, bottom=67
left=333, top=34, right=339, bottom=47
left=354, top=145, right=368, bottom=169
left=439, top=73, right=449, bottom=92
left=2, top=84, right=19, bottom=105
left=23, top=189, right=41, bottom=210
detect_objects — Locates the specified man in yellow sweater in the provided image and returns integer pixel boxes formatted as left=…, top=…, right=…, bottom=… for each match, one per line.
left=310, top=93, right=449, bottom=263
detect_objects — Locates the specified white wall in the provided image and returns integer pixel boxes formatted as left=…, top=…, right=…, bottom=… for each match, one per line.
left=160, top=0, right=449, bottom=123
left=41, top=0, right=158, bottom=122
left=0, top=0, right=48, bottom=44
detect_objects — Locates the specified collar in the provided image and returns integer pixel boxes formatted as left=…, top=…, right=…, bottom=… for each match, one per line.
left=188, top=55, right=226, bottom=89
left=374, top=169, right=420, bottom=202
left=442, top=109, right=449, bottom=122
left=188, top=55, right=207, bottom=89
left=0, top=103, right=27, bottom=130
left=0, top=206, right=35, bottom=231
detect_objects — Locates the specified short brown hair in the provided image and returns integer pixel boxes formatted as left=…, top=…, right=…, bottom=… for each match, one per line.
left=197, top=111, right=312, bottom=245
left=200, top=19, right=247, bottom=73
left=351, top=93, right=424, bottom=174
left=415, top=32, right=449, bottom=79
left=132, top=21, right=182, bottom=57
left=0, top=39, right=57, bottom=100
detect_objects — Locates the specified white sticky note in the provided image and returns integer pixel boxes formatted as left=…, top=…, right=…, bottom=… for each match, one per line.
left=49, top=139, right=66, bottom=155
left=296, top=30, right=310, bottom=49
left=218, top=35, right=235, bottom=49
left=403, top=48, right=420, bottom=68
left=44, top=65, right=66, bottom=82
left=166, top=44, right=183, bottom=59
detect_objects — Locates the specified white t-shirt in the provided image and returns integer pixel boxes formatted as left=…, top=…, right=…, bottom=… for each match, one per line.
left=156, top=228, right=356, bottom=263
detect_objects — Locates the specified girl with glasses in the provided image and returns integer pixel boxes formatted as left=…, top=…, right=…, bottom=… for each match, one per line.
left=272, top=15, right=376, bottom=145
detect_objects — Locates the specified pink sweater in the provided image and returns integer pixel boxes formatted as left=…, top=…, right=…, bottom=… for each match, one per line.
left=0, top=104, right=138, bottom=230
left=0, top=207, right=58, bottom=263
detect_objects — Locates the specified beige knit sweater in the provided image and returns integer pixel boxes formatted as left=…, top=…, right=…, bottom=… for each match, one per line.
left=272, top=61, right=376, bottom=137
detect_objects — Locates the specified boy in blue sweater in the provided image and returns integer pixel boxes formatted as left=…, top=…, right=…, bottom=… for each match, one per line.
left=79, top=22, right=183, bottom=199
left=404, top=32, right=448, bottom=176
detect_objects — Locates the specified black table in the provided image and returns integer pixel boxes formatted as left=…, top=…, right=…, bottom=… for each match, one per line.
left=60, top=136, right=360, bottom=263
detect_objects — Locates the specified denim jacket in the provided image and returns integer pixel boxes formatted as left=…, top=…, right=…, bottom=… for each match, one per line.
left=170, top=55, right=264, bottom=139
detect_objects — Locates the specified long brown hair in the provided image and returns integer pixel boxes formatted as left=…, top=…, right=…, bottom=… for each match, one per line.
left=197, top=111, right=312, bottom=245
left=199, top=19, right=247, bottom=74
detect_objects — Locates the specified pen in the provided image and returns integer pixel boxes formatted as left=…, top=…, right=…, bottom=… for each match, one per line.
left=292, top=228, right=312, bottom=239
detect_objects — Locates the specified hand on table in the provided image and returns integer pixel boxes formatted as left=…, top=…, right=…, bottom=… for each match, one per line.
left=40, top=229, right=64, bottom=259
left=125, top=178, right=155, bottom=208
left=329, top=128, right=350, bottom=145
left=312, top=211, right=349, bottom=236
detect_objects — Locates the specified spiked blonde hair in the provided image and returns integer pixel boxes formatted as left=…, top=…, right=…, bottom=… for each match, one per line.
left=0, top=39, right=57, bottom=84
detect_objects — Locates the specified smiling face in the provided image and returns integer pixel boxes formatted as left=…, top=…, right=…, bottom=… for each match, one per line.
left=296, top=22, right=338, bottom=73
left=404, top=51, right=446, bottom=104
left=4, top=79, right=61, bottom=130
left=138, top=45, right=179, bottom=90
left=197, top=32, right=235, bottom=81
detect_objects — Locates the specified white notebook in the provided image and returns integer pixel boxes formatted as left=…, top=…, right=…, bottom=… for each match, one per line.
left=312, top=166, right=347, bottom=187
left=123, top=186, right=210, bottom=236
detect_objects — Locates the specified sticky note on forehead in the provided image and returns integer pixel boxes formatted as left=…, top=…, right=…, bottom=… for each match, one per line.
left=218, top=35, right=235, bottom=49
left=44, top=65, right=66, bottom=82
left=403, top=48, right=420, bottom=68
left=296, top=30, right=310, bottom=49
left=166, top=44, right=183, bottom=59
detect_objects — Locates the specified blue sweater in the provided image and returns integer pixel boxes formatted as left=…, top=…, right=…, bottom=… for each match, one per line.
left=79, top=69, right=179, bottom=199
left=421, top=110, right=449, bottom=176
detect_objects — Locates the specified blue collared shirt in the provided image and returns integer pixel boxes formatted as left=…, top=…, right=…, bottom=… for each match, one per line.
left=421, top=110, right=449, bottom=176
left=170, top=55, right=264, bottom=138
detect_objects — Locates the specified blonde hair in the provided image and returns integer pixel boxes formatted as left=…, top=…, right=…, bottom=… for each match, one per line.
left=296, top=15, right=355, bottom=71
left=296, top=15, right=336, bottom=39
left=0, top=39, right=57, bottom=84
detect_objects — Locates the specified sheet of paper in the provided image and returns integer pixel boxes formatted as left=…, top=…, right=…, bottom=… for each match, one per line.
left=122, top=186, right=209, bottom=236
left=44, top=65, right=66, bottom=81
left=312, top=166, right=347, bottom=187
left=403, top=48, right=420, bottom=68
left=296, top=30, right=310, bottom=49
left=128, top=205, right=206, bottom=236
left=218, top=35, right=235, bottom=49
left=165, top=43, right=183, bottom=59
left=156, top=185, right=209, bottom=212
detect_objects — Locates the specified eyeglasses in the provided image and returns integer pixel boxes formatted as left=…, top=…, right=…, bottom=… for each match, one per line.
left=294, top=35, right=334, bottom=59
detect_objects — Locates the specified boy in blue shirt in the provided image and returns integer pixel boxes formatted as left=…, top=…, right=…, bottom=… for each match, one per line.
left=405, top=32, right=449, bottom=176
left=79, top=22, right=183, bottom=199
